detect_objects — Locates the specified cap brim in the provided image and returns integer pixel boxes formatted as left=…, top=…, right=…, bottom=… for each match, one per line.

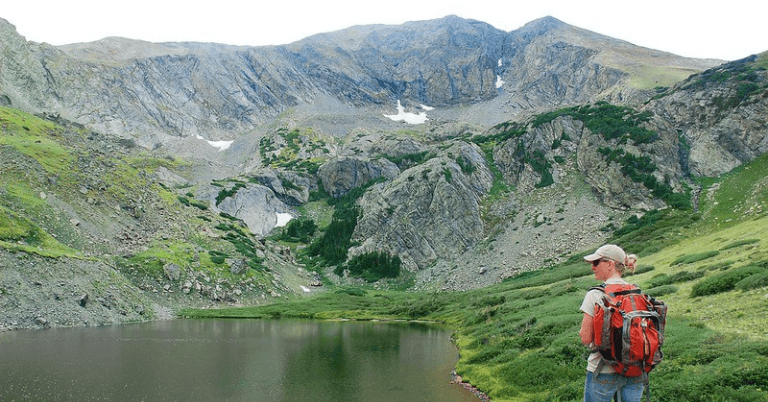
left=583, top=253, right=602, bottom=261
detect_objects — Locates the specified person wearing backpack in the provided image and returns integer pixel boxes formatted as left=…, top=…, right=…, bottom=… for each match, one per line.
left=578, top=244, right=665, bottom=402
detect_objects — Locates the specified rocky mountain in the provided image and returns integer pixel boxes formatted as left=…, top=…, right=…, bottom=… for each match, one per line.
left=1, top=14, right=766, bottom=328
left=1, top=16, right=720, bottom=148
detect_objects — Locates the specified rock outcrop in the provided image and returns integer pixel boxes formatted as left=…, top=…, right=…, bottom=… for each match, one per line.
left=644, top=55, right=768, bottom=177
left=352, top=141, right=493, bottom=270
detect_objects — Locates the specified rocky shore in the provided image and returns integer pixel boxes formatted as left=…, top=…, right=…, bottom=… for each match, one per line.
left=451, top=370, right=491, bottom=402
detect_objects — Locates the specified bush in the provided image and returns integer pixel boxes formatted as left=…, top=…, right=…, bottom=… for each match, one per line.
left=334, top=287, right=367, bottom=297
left=308, top=179, right=388, bottom=266
left=645, top=270, right=704, bottom=288
left=215, top=182, right=246, bottom=205
left=457, top=156, right=476, bottom=174
left=472, top=295, right=507, bottom=308
left=626, top=264, right=656, bottom=276
left=209, top=250, right=228, bottom=264
left=735, top=272, right=768, bottom=291
left=526, top=149, right=554, bottom=188
left=340, top=251, right=401, bottom=282
left=691, top=265, right=765, bottom=297
left=646, top=285, right=678, bottom=297
left=384, top=151, right=430, bottom=168
left=671, top=250, right=720, bottom=266
left=280, top=218, right=317, bottom=243
left=495, top=352, right=582, bottom=393
left=720, top=238, right=760, bottom=250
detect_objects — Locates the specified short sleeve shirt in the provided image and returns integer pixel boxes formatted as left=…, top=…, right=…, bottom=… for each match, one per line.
left=580, top=277, right=631, bottom=373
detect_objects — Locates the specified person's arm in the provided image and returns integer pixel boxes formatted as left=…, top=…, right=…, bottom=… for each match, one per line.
left=579, top=312, right=594, bottom=346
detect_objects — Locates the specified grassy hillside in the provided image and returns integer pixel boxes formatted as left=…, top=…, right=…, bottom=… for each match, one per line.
left=0, top=107, right=299, bottom=325
left=182, top=152, right=768, bottom=401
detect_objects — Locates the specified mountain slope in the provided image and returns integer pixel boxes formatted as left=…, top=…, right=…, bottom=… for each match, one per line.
left=0, top=107, right=315, bottom=329
left=0, top=16, right=722, bottom=151
left=1, top=15, right=766, bottom=331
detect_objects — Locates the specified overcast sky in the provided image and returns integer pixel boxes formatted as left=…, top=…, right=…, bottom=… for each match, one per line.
left=2, top=0, right=766, bottom=61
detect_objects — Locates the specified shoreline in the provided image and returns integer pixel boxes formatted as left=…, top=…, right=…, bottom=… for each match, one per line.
left=451, top=370, right=492, bottom=401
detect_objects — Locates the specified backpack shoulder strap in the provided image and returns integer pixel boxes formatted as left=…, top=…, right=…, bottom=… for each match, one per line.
left=589, top=283, right=607, bottom=292
left=604, top=283, right=642, bottom=297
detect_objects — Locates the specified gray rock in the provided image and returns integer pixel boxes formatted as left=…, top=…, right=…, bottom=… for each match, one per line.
left=318, top=157, right=400, bottom=198
left=78, top=294, right=89, bottom=307
left=163, top=263, right=181, bottom=281
left=228, top=259, right=249, bottom=275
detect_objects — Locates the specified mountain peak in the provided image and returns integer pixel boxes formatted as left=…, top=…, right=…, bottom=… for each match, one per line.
left=517, top=15, right=568, bottom=34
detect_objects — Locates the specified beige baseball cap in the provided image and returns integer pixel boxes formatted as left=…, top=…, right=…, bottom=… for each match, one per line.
left=583, top=244, right=626, bottom=263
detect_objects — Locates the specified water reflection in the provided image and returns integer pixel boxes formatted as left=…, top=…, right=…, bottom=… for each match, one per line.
left=0, top=320, right=477, bottom=401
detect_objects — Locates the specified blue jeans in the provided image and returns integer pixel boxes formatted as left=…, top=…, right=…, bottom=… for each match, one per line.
left=584, top=371, right=645, bottom=402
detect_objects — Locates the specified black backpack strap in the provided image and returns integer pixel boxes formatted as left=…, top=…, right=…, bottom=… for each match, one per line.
left=590, top=283, right=607, bottom=292
left=612, top=288, right=642, bottom=296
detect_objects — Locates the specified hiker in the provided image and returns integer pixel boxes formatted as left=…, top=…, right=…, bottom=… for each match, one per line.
left=579, top=244, right=645, bottom=402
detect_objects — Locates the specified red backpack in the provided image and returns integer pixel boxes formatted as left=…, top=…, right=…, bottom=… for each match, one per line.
left=591, top=283, right=667, bottom=377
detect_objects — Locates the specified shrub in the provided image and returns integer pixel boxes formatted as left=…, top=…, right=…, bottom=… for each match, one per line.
left=671, top=250, right=720, bottom=266
left=215, top=182, right=246, bottom=206
left=209, top=250, right=228, bottom=264
left=308, top=183, right=368, bottom=265
left=720, top=238, right=759, bottom=250
left=443, top=168, right=453, bottom=183
left=472, top=295, right=507, bottom=308
left=457, top=156, right=476, bottom=174
left=334, top=287, right=367, bottom=297
left=473, top=122, right=526, bottom=144
left=646, top=285, right=678, bottom=297
left=495, top=351, right=582, bottom=393
left=190, top=200, right=208, bottom=210
left=691, top=265, right=765, bottom=297
left=735, top=272, right=768, bottom=291
left=464, top=341, right=518, bottom=365
left=385, top=151, right=429, bottom=168
left=526, top=149, right=554, bottom=188
left=340, top=251, right=401, bottom=282
left=645, top=270, right=704, bottom=288
left=280, top=219, right=317, bottom=243
left=626, top=264, right=655, bottom=276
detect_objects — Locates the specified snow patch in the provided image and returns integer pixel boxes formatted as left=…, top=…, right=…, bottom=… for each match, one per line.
left=384, top=100, right=430, bottom=124
left=275, top=212, right=293, bottom=227
left=195, top=134, right=233, bottom=151
left=496, top=59, right=505, bottom=88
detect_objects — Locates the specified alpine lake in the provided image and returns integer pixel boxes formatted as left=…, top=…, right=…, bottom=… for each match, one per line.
left=0, top=319, right=480, bottom=401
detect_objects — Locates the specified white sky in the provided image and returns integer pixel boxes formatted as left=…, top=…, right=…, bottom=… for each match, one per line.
left=2, top=0, right=766, bottom=61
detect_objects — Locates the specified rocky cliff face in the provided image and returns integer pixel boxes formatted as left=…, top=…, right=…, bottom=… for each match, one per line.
left=352, top=141, right=493, bottom=270
left=644, top=55, right=768, bottom=177
left=0, top=16, right=721, bottom=149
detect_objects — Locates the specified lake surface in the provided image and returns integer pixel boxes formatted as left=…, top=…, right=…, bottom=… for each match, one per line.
left=0, top=319, right=479, bottom=401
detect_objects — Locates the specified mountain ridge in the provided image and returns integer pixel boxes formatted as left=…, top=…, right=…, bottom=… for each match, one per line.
left=0, top=15, right=728, bottom=150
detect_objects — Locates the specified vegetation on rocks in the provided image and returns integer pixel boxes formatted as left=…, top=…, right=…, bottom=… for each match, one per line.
left=0, top=107, right=307, bottom=328
left=532, top=102, right=656, bottom=145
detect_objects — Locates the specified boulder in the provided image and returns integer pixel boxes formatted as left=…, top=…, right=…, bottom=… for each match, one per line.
left=163, top=263, right=181, bottom=281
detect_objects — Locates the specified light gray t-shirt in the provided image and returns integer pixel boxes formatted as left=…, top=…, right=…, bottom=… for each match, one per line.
left=580, top=277, right=631, bottom=373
